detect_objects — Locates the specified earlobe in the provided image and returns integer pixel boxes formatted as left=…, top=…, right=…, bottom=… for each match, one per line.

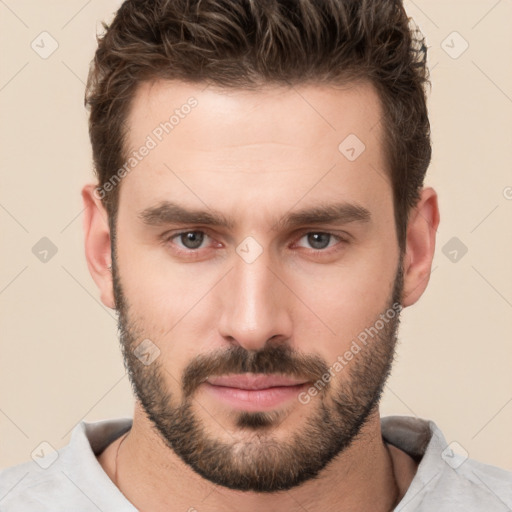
left=81, top=183, right=116, bottom=310
left=401, top=187, right=440, bottom=307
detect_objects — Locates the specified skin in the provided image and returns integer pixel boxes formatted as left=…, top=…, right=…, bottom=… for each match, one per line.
left=82, top=80, right=439, bottom=511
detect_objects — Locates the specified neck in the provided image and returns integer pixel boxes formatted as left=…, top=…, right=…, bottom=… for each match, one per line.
left=98, top=404, right=416, bottom=512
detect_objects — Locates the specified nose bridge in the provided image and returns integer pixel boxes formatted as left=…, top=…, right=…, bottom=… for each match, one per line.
left=218, top=249, right=292, bottom=350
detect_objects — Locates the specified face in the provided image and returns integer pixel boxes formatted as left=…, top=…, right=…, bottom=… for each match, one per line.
left=112, top=80, right=403, bottom=492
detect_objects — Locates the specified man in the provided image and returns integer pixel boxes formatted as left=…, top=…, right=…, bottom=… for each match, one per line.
left=1, top=0, right=510, bottom=510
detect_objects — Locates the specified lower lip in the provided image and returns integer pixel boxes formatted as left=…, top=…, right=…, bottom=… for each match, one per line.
left=202, top=382, right=308, bottom=412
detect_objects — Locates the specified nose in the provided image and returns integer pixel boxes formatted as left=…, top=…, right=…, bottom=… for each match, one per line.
left=217, top=248, right=293, bottom=352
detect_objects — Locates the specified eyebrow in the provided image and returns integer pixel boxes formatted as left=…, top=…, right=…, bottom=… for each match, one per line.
left=272, top=202, right=371, bottom=231
left=138, top=201, right=235, bottom=228
left=138, top=200, right=371, bottom=230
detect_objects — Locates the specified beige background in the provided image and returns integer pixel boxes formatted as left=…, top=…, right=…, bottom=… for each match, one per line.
left=1, top=0, right=511, bottom=473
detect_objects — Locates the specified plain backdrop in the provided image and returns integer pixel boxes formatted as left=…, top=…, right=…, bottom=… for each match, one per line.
left=1, top=0, right=511, bottom=471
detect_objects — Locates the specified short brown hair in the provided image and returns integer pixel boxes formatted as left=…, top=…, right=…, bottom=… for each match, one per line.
left=85, top=0, right=431, bottom=251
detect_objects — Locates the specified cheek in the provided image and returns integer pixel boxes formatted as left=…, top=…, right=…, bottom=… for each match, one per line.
left=285, top=245, right=398, bottom=363
left=116, top=223, right=216, bottom=319
left=115, top=239, right=223, bottom=376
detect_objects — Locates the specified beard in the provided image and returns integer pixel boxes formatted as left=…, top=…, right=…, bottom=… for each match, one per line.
left=112, top=254, right=404, bottom=493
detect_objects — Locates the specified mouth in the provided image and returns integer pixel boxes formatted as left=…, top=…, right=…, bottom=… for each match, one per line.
left=202, top=373, right=310, bottom=412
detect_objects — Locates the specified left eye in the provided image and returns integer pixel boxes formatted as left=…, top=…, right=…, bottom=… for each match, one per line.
left=172, top=231, right=209, bottom=250
left=296, top=232, right=339, bottom=250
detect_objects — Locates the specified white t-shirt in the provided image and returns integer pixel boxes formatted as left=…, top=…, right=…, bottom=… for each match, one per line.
left=0, top=415, right=511, bottom=511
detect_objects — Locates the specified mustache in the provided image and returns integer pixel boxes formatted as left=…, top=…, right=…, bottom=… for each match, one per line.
left=181, top=343, right=329, bottom=398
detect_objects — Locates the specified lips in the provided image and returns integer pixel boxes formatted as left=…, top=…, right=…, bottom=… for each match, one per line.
left=206, top=373, right=308, bottom=390
left=202, top=373, right=310, bottom=411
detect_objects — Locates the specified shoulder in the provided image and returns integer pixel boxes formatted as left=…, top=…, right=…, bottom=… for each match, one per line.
left=381, top=415, right=512, bottom=511
left=438, top=456, right=512, bottom=509
left=0, top=418, right=133, bottom=512
left=405, top=457, right=512, bottom=511
left=0, top=454, right=78, bottom=511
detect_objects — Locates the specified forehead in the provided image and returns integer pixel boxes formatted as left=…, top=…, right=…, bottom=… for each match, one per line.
left=119, top=79, right=390, bottom=222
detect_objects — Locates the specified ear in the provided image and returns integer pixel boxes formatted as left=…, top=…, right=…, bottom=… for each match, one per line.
left=81, top=183, right=115, bottom=309
left=401, top=187, right=440, bottom=307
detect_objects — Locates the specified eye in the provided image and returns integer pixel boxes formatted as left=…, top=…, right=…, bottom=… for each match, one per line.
left=171, top=231, right=209, bottom=250
left=296, top=232, right=341, bottom=250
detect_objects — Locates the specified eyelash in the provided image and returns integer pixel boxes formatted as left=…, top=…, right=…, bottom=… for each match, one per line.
left=161, top=229, right=350, bottom=258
